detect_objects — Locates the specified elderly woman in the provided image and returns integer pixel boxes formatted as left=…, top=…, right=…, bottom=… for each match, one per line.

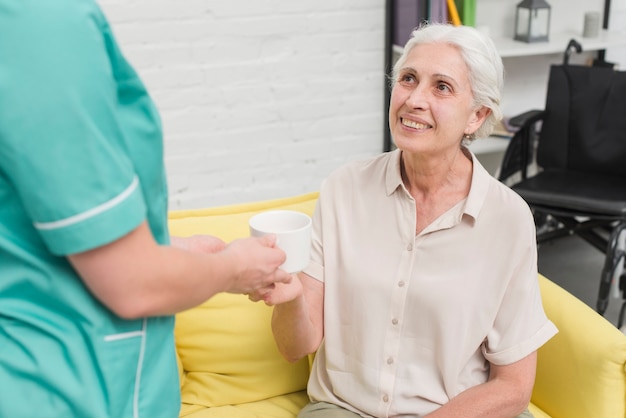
left=251, top=23, right=558, bottom=417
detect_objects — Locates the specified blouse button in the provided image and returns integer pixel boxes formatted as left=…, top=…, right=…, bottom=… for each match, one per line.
left=391, top=318, right=399, bottom=325
left=398, top=281, right=405, bottom=287
left=387, top=357, right=394, bottom=365
left=383, top=394, right=389, bottom=403
left=407, top=243, right=413, bottom=251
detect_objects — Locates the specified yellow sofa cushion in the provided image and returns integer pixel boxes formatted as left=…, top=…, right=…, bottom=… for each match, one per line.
left=169, top=193, right=318, bottom=413
left=179, top=391, right=309, bottom=418
left=174, top=293, right=310, bottom=410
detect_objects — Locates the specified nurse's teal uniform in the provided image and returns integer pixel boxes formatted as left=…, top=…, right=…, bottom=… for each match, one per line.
left=0, top=1, right=180, bottom=416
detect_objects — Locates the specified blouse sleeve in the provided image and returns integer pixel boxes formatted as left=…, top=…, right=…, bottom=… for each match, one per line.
left=482, top=203, right=558, bottom=365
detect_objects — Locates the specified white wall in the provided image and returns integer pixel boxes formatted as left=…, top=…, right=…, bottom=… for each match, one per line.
left=97, top=0, right=386, bottom=210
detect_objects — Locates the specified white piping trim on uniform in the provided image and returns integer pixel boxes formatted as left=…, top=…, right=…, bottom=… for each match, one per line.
left=33, top=176, right=139, bottom=231
left=103, top=330, right=144, bottom=342
left=133, top=318, right=148, bottom=418
left=102, top=318, right=147, bottom=417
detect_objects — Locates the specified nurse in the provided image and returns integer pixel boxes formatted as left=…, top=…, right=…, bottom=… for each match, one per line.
left=0, top=1, right=291, bottom=417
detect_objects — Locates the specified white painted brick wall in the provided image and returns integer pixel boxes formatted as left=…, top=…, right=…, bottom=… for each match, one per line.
left=97, top=0, right=386, bottom=210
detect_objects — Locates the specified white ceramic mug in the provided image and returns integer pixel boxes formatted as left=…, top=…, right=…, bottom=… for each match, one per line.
left=249, top=210, right=312, bottom=273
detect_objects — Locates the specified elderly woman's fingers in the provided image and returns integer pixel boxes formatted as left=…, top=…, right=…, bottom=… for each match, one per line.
left=247, top=284, right=275, bottom=302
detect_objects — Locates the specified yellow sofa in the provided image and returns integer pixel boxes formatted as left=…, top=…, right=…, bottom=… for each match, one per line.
left=169, top=192, right=626, bottom=418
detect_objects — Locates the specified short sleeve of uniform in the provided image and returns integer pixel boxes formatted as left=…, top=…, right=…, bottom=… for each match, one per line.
left=0, top=2, right=146, bottom=255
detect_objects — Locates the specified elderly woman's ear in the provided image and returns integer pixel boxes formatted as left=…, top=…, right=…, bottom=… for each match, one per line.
left=468, top=106, right=492, bottom=136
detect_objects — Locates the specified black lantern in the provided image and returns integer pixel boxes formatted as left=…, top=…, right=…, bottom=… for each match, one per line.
left=514, top=0, right=551, bottom=43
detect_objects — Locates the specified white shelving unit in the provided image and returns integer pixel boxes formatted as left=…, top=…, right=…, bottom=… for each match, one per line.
left=467, top=136, right=511, bottom=175
left=393, top=29, right=626, bottom=61
left=468, top=136, right=510, bottom=154
left=494, top=29, right=626, bottom=58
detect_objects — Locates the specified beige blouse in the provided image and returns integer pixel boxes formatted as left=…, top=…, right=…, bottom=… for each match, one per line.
left=303, top=148, right=558, bottom=417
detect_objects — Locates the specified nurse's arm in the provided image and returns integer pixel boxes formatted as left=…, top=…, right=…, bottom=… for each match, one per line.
left=67, top=221, right=292, bottom=319
left=169, top=234, right=227, bottom=253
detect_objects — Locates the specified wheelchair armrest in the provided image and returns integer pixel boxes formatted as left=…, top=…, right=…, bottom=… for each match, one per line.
left=498, top=110, right=546, bottom=182
left=509, top=109, right=546, bottom=129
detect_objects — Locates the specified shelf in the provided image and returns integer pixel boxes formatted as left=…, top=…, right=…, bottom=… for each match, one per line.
left=468, top=136, right=510, bottom=155
left=387, top=136, right=510, bottom=155
left=494, top=29, right=626, bottom=58
left=468, top=136, right=511, bottom=175
left=392, top=29, right=626, bottom=60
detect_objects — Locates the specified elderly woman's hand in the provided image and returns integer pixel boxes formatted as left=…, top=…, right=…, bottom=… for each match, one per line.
left=247, top=272, right=304, bottom=306
left=170, top=235, right=227, bottom=254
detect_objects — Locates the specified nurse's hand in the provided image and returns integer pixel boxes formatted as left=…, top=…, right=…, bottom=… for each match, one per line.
left=222, top=235, right=293, bottom=295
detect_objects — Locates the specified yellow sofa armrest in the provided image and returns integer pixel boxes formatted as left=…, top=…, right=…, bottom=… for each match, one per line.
left=533, top=274, right=626, bottom=418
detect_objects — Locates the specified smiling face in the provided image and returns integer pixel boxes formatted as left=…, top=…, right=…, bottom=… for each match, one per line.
left=389, top=42, right=489, bottom=157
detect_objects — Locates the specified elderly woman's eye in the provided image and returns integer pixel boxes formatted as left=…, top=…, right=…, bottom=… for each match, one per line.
left=399, top=73, right=415, bottom=84
left=437, top=82, right=451, bottom=92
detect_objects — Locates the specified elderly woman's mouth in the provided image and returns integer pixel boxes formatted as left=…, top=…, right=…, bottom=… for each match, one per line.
left=401, top=118, right=430, bottom=130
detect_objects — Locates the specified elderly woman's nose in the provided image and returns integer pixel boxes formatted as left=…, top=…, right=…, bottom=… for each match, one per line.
left=405, top=85, right=427, bottom=108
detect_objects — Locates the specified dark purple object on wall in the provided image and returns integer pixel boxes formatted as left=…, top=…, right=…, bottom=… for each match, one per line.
left=392, top=0, right=449, bottom=46
left=392, top=0, right=427, bottom=46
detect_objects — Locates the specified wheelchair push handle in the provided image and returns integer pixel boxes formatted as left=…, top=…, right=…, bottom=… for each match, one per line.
left=563, top=39, right=582, bottom=65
